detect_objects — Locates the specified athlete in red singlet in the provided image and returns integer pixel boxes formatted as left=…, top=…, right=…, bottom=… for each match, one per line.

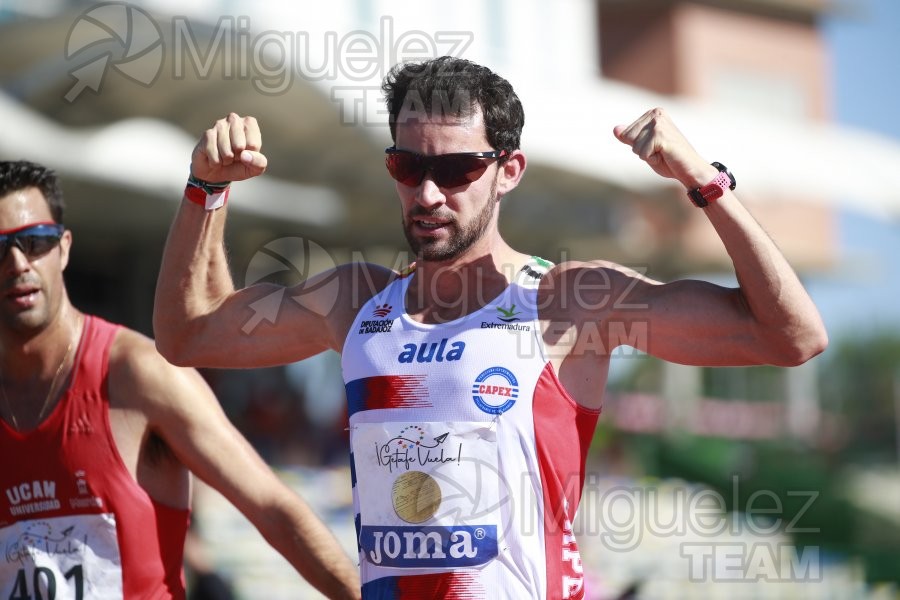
left=0, top=160, right=361, bottom=599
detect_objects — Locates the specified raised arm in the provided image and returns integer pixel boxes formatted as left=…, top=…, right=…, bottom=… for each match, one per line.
left=605, top=108, right=827, bottom=366
left=113, top=331, right=361, bottom=599
left=153, top=113, right=362, bottom=368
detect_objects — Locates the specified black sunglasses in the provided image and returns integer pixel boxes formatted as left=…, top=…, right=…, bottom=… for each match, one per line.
left=385, top=147, right=507, bottom=188
left=0, top=222, right=65, bottom=261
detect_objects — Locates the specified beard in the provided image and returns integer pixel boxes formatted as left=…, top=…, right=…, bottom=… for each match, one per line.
left=403, top=180, right=498, bottom=262
left=0, top=274, right=53, bottom=334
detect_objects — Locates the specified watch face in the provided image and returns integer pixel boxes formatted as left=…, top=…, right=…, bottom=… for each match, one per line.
left=711, top=162, right=736, bottom=189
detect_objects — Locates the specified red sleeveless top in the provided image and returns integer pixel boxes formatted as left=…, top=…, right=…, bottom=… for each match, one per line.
left=1, top=315, right=190, bottom=599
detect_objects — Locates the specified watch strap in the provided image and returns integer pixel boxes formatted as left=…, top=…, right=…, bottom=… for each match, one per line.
left=688, top=162, right=736, bottom=208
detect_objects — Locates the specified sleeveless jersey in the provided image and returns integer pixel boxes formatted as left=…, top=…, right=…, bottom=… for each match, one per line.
left=0, top=315, right=190, bottom=599
left=342, top=259, right=600, bottom=599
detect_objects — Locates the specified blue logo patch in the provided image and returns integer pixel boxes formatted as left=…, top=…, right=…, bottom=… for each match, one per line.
left=472, top=367, right=519, bottom=415
left=360, top=525, right=497, bottom=568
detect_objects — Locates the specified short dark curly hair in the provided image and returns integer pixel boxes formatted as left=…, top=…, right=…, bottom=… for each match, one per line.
left=382, top=56, right=524, bottom=156
left=0, top=160, right=65, bottom=223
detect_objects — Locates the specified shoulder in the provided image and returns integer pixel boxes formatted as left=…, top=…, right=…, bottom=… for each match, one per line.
left=539, top=259, right=657, bottom=295
left=538, top=260, right=662, bottom=318
left=327, top=261, right=411, bottom=314
left=109, top=326, right=174, bottom=375
left=108, top=326, right=211, bottom=410
left=543, top=259, right=655, bottom=280
left=288, top=261, right=408, bottom=350
left=293, top=261, right=401, bottom=311
left=338, top=261, right=408, bottom=290
left=341, top=261, right=402, bottom=287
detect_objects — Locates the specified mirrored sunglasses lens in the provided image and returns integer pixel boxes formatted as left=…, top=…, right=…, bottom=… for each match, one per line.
left=386, top=153, right=424, bottom=186
left=20, top=234, right=60, bottom=256
left=432, top=155, right=488, bottom=187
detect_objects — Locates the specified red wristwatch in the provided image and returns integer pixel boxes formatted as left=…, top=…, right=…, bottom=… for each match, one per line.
left=687, top=162, right=736, bottom=208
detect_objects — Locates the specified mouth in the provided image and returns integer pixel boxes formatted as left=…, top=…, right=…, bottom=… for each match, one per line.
left=410, top=214, right=453, bottom=233
left=3, top=285, right=40, bottom=307
left=415, top=220, right=446, bottom=230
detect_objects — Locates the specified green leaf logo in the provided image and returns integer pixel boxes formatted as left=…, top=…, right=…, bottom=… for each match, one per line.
left=496, top=304, right=520, bottom=322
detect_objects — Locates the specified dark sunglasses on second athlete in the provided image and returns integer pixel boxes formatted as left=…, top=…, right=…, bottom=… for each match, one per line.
left=0, top=222, right=65, bottom=261
left=385, top=147, right=507, bottom=188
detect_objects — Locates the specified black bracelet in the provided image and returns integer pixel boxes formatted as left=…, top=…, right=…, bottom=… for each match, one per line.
left=187, top=172, right=231, bottom=195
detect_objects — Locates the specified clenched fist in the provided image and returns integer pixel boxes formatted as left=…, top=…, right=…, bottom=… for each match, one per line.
left=191, top=113, right=267, bottom=183
left=613, top=107, right=717, bottom=189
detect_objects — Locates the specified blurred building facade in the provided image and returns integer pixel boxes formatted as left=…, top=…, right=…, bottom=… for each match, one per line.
left=600, top=0, right=837, bottom=271
left=596, top=0, right=840, bottom=445
left=1, top=0, right=895, bottom=453
left=1, top=0, right=896, bottom=453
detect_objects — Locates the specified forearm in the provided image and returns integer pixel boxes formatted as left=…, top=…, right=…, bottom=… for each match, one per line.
left=613, top=108, right=827, bottom=364
left=262, top=497, right=361, bottom=600
left=153, top=198, right=234, bottom=361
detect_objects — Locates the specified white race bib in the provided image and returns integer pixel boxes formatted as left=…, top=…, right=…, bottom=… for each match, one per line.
left=351, top=421, right=505, bottom=569
left=1, top=513, right=123, bottom=599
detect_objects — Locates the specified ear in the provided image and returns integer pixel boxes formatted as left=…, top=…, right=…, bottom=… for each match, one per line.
left=495, top=149, right=526, bottom=198
left=59, top=229, right=72, bottom=271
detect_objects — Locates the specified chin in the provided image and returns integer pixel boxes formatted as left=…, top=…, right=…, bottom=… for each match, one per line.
left=411, top=239, right=452, bottom=259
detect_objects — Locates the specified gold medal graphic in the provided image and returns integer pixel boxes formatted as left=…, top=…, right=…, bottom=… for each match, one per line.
left=392, top=470, right=442, bottom=524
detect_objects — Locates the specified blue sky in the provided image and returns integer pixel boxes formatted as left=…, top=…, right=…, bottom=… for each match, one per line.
left=809, top=0, right=900, bottom=341
left=823, top=0, right=900, bottom=141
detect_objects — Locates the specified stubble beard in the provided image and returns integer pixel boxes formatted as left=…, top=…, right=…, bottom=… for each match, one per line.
left=0, top=275, right=55, bottom=337
left=403, top=180, right=498, bottom=263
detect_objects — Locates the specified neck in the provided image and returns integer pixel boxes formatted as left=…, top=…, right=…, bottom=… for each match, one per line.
left=0, top=303, right=82, bottom=383
left=0, top=307, right=82, bottom=431
left=406, top=243, right=530, bottom=322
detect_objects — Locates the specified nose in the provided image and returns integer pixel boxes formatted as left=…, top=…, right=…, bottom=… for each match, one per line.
left=1, top=244, right=32, bottom=275
left=415, top=174, right=446, bottom=210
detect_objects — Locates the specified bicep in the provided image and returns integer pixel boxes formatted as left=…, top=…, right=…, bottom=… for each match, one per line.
left=163, top=264, right=375, bottom=369
left=610, top=277, right=765, bottom=366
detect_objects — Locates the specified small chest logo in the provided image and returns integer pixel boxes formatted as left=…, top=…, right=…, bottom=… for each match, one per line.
left=5, top=480, right=56, bottom=505
left=472, top=367, right=519, bottom=415
left=496, top=304, right=520, bottom=323
left=372, top=303, right=393, bottom=318
left=480, top=303, right=531, bottom=332
left=5, top=480, right=61, bottom=517
left=358, top=304, right=395, bottom=334
left=68, top=414, right=93, bottom=434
